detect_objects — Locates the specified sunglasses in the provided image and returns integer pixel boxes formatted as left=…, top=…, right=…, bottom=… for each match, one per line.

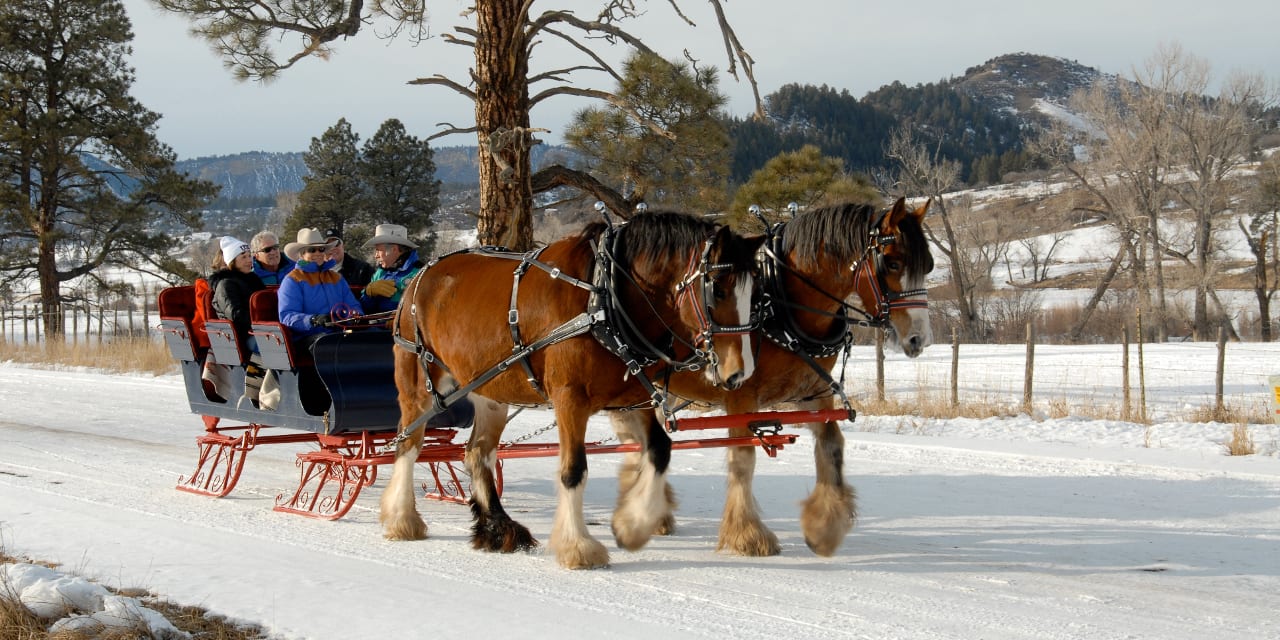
left=258, top=246, right=279, bottom=254
left=304, top=246, right=327, bottom=254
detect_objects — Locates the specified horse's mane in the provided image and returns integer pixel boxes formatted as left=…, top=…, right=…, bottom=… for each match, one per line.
left=782, top=202, right=931, bottom=279
left=582, top=212, right=743, bottom=273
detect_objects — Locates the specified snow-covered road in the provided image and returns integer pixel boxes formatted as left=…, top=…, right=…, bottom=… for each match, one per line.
left=2, top=363, right=1278, bottom=639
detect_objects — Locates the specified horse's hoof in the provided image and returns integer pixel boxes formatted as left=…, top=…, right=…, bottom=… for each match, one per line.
left=471, top=515, right=538, bottom=553
left=717, top=526, right=781, bottom=557
left=800, top=484, right=856, bottom=556
left=557, top=540, right=611, bottom=569
left=654, top=512, right=677, bottom=536
left=382, top=517, right=428, bottom=541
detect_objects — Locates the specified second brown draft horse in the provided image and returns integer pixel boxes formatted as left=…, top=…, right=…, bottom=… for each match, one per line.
left=380, top=212, right=765, bottom=569
left=609, top=197, right=933, bottom=557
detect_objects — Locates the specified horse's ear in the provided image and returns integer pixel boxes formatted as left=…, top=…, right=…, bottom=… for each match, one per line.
left=915, top=197, right=931, bottom=220
left=743, top=232, right=767, bottom=255
left=884, top=197, right=909, bottom=231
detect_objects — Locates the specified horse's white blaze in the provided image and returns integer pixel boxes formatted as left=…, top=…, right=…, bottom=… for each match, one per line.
left=893, top=270, right=932, bottom=355
left=735, top=275, right=756, bottom=378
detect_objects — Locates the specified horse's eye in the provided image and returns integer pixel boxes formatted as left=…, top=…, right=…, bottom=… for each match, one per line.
left=713, top=282, right=728, bottom=301
left=885, top=259, right=903, bottom=272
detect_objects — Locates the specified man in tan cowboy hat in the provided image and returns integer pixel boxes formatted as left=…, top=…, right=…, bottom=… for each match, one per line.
left=361, top=223, right=425, bottom=314
left=278, top=228, right=361, bottom=341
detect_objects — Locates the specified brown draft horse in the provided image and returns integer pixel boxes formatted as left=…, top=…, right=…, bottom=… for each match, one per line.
left=380, top=212, right=766, bottom=569
left=608, top=197, right=934, bottom=557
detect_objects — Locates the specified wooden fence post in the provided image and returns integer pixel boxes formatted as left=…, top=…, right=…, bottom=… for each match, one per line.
left=1216, top=325, right=1227, bottom=414
left=1137, top=309, right=1147, bottom=423
left=142, top=286, right=150, bottom=337
left=1023, top=321, right=1035, bottom=414
left=23, top=305, right=30, bottom=344
left=97, top=306, right=104, bottom=344
left=875, top=330, right=885, bottom=402
left=1121, top=325, right=1131, bottom=421
left=950, top=327, right=959, bottom=407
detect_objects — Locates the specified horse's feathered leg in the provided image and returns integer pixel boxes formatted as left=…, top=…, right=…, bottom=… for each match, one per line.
left=549, top=391, right=609, bottom=569
left=800, top=406, right=857, bottom=555
left=381, top=348, right=430, bottom=540
left=609, top=409, right=677, bottom=551
left=717, top=402, right=780, bottom=555
left=466, top=397, right=536, bottom=552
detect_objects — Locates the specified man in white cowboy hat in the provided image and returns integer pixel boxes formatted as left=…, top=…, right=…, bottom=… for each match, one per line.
left=277, top=228, right=362, bottom=344
left=360, top=223, right=426, bottom=314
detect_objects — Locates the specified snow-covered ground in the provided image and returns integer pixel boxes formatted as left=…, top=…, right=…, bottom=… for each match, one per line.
left=1, top=342, right=1278, bottom=639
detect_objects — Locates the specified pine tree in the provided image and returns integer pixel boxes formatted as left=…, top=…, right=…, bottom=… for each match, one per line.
left=0, top=0, right=217, bottom=336
left=564, top=52, right=731, bottom=212
left=358, top=119, right=440, bottom=256
left=726, top=145, right=879, bottom=231
left=289, top=118, right=362, bottom=238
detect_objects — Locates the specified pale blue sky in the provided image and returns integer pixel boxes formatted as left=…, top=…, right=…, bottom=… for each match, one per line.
left=121, top=0, right=1280, bottom=159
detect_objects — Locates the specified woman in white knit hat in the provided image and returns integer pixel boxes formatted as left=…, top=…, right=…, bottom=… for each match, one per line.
left=209, top=235, right=266, bottom=355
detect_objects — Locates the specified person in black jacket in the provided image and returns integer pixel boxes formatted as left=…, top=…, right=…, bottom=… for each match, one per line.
left=324, top=228, right=375, bottom=288
left=209, top=236, right=266, bottom=355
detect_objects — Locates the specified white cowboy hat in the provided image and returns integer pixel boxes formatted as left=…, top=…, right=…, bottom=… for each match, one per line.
left=283, top=227, right=337, bottom=261
left=363, top=223, right=418, bottom=249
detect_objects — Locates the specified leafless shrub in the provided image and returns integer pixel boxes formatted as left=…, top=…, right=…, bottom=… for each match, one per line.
left=1223, top=423, right=1256, bottom=456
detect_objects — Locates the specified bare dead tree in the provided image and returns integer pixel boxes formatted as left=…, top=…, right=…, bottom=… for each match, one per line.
left=886, top=127, right=992, bottom=339
left=150, top=0, right=763, bottom=250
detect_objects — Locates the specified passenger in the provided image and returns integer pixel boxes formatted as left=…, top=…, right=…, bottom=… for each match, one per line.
left=250, top=231, right=296, bottom=285
left=277, top=228, right=363, bottom=352
left=209, top=236, right=266, bottom=356
left=324, top=227, right=376, bottom=288
left=360, top=223, right=425, bottom=314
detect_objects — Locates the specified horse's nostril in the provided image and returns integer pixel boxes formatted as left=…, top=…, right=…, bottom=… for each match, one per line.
left=725, top=372, right=744, bottom=390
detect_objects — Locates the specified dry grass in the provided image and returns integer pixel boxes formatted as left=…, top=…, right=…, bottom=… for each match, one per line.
left=1, top=550, right=269, bottom=640
left=1185, top=401, right=1269, bottom=426
left=0, top=338, right=174, bottom=376
left=1223, top=423, right=1257, bottom=456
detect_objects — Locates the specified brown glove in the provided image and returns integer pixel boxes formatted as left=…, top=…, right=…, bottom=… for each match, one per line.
left=365, top=279, right=397, bottom=298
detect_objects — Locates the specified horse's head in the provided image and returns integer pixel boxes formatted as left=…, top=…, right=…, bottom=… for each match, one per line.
left=851, top=197, right=934, bottom=357
left=613, top=213, right=765, bottom=391
left=672, top=225, right=767, bottom=390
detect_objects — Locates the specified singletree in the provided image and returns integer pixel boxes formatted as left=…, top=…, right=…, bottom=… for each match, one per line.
left=150, top=0, right=761, bottom=250
left=0, top=0, right=217, bottom=337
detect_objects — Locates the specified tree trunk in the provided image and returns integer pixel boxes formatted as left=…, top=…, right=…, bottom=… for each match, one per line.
left=474, top=2, right=534, bottom=251
left=1148, top=210, right=1168, bottom=342
left=1249, top=229, right=1271, bottom=342
left=37, top=231, right=62, bottom=338
left=1069, top=238, right=1129, bottom=343
left=1193, top=208, right=1212, bottom=339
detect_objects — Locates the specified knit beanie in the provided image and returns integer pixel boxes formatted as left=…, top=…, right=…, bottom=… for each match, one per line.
left=220, top=236, right=250, bottom=264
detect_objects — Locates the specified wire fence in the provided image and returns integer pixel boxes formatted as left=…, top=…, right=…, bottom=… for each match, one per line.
left=0, top=298, right=155, bottom=346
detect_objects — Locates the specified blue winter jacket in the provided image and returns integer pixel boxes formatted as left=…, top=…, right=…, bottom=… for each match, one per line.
left=254, top=255, right=296, bottom=285
left=277, top=258, right=362, bottom=339
left=360, top=250, right=425, bottom=314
